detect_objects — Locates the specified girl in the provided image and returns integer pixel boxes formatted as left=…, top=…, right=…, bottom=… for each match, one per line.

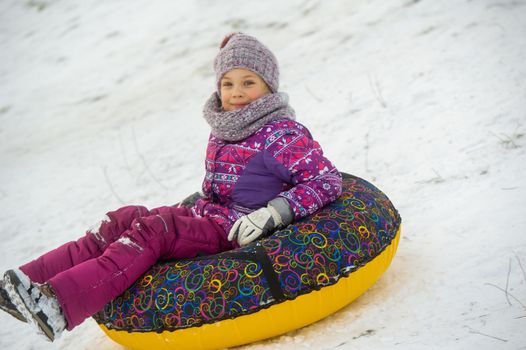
left=0, top=32, right=342, bottom=342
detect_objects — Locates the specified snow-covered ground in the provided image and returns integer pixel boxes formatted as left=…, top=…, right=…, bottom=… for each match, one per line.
left=1, top=0, right=525, bottom=349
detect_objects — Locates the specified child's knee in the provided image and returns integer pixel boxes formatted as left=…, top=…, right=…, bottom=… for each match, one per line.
left=149, top=205, right=189, bottom=217
left=124, top=215, right=171, bottom=255
left=110, top=205, right=149, bottom=223
left=86, top=205, right=150, bottom=247
left=130, top=215, right=170, bottom=239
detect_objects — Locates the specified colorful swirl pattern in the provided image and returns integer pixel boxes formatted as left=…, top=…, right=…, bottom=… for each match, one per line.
left=93, top=174, right=401, bottom=331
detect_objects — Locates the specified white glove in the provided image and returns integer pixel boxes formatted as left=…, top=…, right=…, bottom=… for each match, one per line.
left=228, top=206, right=284, bottom=246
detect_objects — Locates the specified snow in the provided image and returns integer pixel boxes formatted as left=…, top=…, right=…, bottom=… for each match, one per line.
left=1, top=0, right=525, bottom=349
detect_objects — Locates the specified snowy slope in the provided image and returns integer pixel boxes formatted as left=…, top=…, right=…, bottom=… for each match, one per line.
left=1, top=0, right=525, bottom=349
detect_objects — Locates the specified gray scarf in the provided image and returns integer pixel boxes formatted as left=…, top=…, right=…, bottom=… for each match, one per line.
left=203, top=92, right=295, bottom=142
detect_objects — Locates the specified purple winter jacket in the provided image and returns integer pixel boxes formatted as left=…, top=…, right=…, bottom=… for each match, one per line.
left=192, top=119, right=342, bottom=234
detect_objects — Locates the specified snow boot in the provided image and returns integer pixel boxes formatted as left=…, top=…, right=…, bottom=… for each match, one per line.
left=0, top=279, right=27, bottom=322
left=3, top=269, right=66, bottom=342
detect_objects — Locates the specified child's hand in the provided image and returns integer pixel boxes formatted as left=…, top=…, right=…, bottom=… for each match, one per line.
left=228, top=206, right=282, bottom=246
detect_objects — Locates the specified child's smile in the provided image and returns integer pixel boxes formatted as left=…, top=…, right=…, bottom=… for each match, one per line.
left=220, top=68, right=270, bottom=111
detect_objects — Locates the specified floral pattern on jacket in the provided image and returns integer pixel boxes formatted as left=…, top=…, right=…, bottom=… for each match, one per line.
left=193, top=119, right=342, bottom=234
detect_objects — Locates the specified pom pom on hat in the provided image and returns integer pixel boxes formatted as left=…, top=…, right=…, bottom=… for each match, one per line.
left=219, top=32, right=237, bottom=49
left=214, top=33, right=279, bottom=93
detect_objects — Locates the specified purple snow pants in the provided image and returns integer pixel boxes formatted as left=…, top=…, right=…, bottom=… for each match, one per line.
left=18, top=205, right=233, bottom=330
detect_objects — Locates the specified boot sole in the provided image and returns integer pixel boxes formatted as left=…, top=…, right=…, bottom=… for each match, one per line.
left=0, top=302, right=28, bottom=322
left=3, top=270, right=55, bottom=341
left=0, top=280, right=27, bottom=322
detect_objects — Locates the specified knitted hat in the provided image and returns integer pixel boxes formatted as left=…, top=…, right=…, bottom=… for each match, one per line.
left=214, top=33, right=279, bottom=93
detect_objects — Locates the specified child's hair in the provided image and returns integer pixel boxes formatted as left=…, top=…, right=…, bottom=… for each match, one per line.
left=214, top=33, right=279, bottom=93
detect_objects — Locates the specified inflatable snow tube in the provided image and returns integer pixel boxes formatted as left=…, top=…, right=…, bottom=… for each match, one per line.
left=93, top=173, right=401, bottom=350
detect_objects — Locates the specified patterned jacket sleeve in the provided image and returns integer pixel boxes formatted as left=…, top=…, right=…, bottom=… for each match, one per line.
left=265, top=126, right=342, bottom=221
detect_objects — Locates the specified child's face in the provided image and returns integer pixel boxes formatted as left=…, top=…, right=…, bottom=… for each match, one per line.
left=220, top=68, right=270, bottom=111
